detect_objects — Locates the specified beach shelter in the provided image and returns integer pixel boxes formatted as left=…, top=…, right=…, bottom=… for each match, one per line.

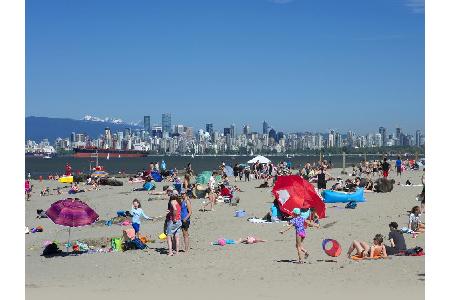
left=272, top=175, right=326, bottom=218
left=46, top=198, right=99, bottom=251
left=196, top=171, right=212, bottom=185
left=247, top=155, right=271, bottom=164
left=224, top=166, right=233, bottom=177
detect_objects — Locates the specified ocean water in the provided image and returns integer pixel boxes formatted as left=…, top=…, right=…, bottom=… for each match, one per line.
left=24, top=154, right=419, bottom=178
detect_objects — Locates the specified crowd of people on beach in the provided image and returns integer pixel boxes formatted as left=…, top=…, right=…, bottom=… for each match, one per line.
left=26, top=154, right=425, bottom=262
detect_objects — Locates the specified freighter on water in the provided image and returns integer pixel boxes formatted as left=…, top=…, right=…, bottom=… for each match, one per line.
left=73, top=147, right=149, bottom=158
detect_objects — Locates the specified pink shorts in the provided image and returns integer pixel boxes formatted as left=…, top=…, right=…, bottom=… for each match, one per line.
left=297, top=232, right=306, bottom=238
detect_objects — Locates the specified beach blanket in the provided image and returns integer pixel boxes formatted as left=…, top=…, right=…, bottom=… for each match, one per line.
left=247, top=217, right=286, bottom=224
left=351, top=255, right=385, bottom=261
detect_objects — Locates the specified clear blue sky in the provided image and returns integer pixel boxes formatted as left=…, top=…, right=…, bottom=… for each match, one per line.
left=26, top=0, right=424, bottom=135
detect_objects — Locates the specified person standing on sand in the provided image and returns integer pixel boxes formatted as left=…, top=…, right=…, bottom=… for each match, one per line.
left=180, top=189, right=192, bottom=253
left=381, top=158, right=390, bottom=178
left=395, top=156, right=402, bottom=176
left=131, top=199, right=152, bottom=238
left=166, top=195, right=182, bottom=256
left=279, top=208, right=319, bottom=264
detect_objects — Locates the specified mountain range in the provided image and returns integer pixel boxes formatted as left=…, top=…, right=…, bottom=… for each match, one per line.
left=25, top=116, right=142, bottom=142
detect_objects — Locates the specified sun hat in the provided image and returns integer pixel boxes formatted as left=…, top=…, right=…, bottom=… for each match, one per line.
left=172, top=190, right=179, bottom=196
left=180, top=188, right=186, bottom=194
left=292, top=208, right=301, bottom=215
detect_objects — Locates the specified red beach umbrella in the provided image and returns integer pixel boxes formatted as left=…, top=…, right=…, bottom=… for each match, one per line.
left=46, top=198, right=99, bottom=250
left=272, top=175, right=326, bottom=218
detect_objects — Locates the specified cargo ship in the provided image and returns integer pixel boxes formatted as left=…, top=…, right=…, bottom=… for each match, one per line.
left=73, top=147, right=149, bottom=158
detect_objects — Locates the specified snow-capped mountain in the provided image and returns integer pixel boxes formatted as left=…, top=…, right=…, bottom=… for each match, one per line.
left=82, top=115, right=124, bottom=124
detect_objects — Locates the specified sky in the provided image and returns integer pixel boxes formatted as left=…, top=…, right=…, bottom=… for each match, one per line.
left=25, top=0, right=424, bottom=135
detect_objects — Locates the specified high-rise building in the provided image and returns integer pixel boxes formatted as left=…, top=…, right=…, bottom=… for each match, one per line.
left=224, top=128, right=231, bottom=136
left=230, top=124, right=236, bottom=138
left=144, top=116, right=151, bottom=133
left=416, top=130, right=421, bottom=147
left=206, top=123, right=214, bottom=136
left=268, top=128, right=277, bottom=141
left=104, top=127, right=112, bottom=149
left=379, top=127, right=386, bottom=146
left=124, top=128, right=131, bottom=139
left=243, top=125, right=250, bottom=135
left=70, top=132, right=76, bottom=143
left=162, top=113, right=172, bottom=135
left=152, top=126, right=163, bottom=138
left=263, top=121, right=269, bottom=134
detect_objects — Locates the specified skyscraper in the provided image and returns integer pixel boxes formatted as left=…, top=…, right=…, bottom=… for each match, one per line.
left=144, top=116, right=151, bottom=133
left=243, top=125, right=250, bottom=135
left=104, top=127, right=112, bottom=149
left=416, top=130, right=421, bottom=147
left=263, top=121, right=269, bottom=134
left=162, top=113, right=172, bottom=136
left=378, top=127, right=386, bottom=146
left=206, top=123, right=214, bottom=136
left=224, top=128, right=231, bottom=136
left=230, top=124, right=236, bottom=138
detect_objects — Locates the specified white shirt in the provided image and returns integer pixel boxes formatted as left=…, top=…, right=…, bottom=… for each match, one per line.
left=208, top=176, right=216, bottom=189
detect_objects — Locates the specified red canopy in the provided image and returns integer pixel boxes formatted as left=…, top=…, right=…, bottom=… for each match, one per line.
left=272, top=175, right=326, bottom=218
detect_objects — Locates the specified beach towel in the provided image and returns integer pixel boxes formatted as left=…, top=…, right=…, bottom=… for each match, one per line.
left=351, top=255, right=384, bottom=261
left=248, top=218, right=270, bottom=224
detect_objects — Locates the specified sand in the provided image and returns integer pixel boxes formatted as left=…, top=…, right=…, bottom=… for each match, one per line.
left=25, top=168, right=425, bottom=300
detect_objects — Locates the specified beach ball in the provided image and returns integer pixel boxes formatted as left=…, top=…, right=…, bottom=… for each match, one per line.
left=159, top=233, right=167, bottom=240
left=322, top=239, right=342, bottom=257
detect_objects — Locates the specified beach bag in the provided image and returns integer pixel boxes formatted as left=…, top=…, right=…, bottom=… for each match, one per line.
left=345, top=201, right=357, bottom=209
left=235, top=210, right=246, bottom=217
left=132, top=237, right=147, bottom=250
left=111, top=237, right=123, bottom=252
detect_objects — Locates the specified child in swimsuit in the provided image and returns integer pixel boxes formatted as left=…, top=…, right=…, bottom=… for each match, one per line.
left=280, top=208, right=319, bottom=264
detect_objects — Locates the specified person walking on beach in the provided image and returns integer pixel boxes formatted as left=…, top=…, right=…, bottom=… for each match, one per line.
left=280, top=208, right=319, bottom=264
left=381, top=158, right=390, bottom=178
left=395, top=156, right=402, bottom=176
left=131, top=199, right=152, bottom=238
left=180, top=189, right=192, bottom=253
left=166, top=195, right=182, bottom=256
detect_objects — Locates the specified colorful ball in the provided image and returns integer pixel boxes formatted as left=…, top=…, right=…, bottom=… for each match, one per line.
left=322, top=239, right=342, bottom=257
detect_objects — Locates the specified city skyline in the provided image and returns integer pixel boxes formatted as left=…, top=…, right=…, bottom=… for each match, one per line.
left=26, top=0, right=424, bottom=133
left=26, top=112, right=424, bottom=156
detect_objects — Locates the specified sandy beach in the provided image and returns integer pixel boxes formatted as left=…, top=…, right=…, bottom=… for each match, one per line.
left=25, top=168, right=425, bottom=300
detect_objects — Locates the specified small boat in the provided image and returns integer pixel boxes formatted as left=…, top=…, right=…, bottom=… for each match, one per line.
left=106, top=153, right=110, bottom=160
left=191, top=154, right=195, bottom=158
left=43, top=155, right=52, bottom=159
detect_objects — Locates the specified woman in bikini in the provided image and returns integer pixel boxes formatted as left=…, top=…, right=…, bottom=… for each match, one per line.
left=347, top=234, right=387, bottom=259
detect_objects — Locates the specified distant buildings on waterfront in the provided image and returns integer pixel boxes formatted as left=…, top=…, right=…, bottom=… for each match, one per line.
left=25, top=114, right=425, bottom=155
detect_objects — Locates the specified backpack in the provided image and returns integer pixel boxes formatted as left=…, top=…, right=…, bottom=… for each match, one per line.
left=111, top=237, right=123, bottom=252
left=345, top=201, right=357, bottom=209
left=132, top=237, right=147, bottom=250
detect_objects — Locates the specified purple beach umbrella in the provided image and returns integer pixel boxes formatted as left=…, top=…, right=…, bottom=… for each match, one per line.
left=46, top=198, right=99, bottom=251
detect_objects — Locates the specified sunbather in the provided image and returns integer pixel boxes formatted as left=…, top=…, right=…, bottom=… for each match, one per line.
left=347, top=234, right=387, bottom=259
